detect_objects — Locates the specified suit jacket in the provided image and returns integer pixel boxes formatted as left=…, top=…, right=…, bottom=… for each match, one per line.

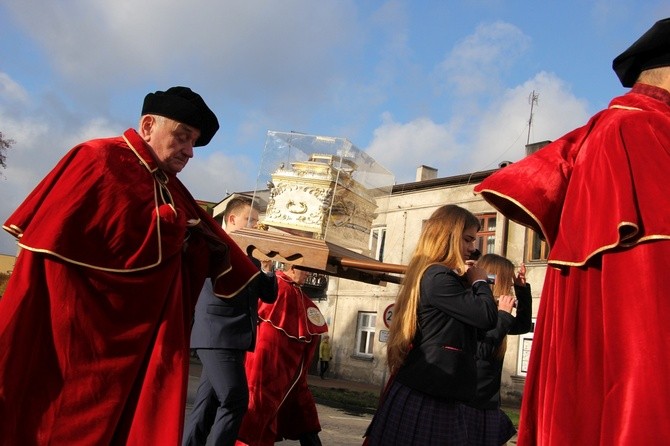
left=190, top=257, right=277, bottom=351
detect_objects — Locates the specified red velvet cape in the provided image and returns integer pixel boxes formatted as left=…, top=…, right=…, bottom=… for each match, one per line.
left=0, top=129, right=258, bottom=445
left=236, top=271, right=328, bottom=446
left=474, top=84, right=670, bottom=445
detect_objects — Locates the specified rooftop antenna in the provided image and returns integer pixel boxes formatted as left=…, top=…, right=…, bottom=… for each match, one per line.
left=527, top=90, right=539, bottom=145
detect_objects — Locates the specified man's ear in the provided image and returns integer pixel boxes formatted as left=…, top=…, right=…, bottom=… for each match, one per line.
left=139, top=115, right=155, bottom=141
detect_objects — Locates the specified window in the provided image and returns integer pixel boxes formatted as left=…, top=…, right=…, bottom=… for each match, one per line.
left=476, top=213, right=496, bottom=255
left=355, top=312, right=376, bottom=358
left=526, top=229, right=549, bottom=262
left=516, top=318, right=537, bottom=376
left=369, top=227, right=386, bottom=262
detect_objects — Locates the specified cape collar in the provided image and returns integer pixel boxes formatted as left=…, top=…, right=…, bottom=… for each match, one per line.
left=122, top=128, right=159, bottom=173
left=630, top=83, right=670, bottom=107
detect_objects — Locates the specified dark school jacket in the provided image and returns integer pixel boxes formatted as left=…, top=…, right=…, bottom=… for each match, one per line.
left=395, top=264, right=498, bottom=401
left=467, top=283, right=533, bottom=410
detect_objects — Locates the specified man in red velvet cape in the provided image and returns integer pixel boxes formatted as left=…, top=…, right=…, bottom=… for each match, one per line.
left=0, top=87, right=259, bottom=445
left=474, top=19, right=670, bottom=445
left=236, top=265, right=328, bottom=446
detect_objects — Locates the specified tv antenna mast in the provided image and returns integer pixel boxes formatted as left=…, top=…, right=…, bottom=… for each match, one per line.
left=527, top=90, right=539, bottom=145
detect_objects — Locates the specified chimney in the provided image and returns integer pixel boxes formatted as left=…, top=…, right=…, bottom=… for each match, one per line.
left=525, top=140, right=551, bottom=156
left=416, top=165, right=438, bottom=182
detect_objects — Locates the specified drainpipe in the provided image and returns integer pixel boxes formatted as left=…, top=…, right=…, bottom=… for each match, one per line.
left=400, top=211, right=408, bottom=264
left=500, top=215, right=509, bottom=258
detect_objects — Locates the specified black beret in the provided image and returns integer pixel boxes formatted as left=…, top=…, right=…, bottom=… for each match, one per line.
left=613, top=18, right=670, bottom=88
left=142, top=86, right=219, bottom=147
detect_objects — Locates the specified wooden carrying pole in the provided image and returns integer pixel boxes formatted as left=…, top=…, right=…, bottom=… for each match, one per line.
left=229, top=228, right=406, bottom=285
left=335, top=257, right=407, bottom=274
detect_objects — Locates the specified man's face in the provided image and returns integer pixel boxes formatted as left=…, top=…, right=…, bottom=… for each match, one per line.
left=142, top=116, right=200, bottom=174
left=226, top=205, right=259, bottom=233
left=286, top=267, right=309, bottom=286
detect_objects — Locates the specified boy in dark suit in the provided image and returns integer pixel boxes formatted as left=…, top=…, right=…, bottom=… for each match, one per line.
left=183, top=197, right=277, bottom=446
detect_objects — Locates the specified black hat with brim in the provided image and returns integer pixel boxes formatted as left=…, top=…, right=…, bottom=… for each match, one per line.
left=142, top=86, right=219, bottom=147
left=613, top=18, right=670, bottom=88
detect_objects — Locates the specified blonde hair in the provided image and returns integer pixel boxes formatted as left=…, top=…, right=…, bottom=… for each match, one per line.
left=386, top=205, right=480, bottom=374
left=477, top=254, right=515, bottom=298
left=477, top=253, right=516, bottom=360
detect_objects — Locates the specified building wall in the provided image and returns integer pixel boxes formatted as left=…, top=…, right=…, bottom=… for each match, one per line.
left=313, top=279, right=394, bottom=389
left=0, top=253, right=16, bottom=298
left=0, top=253, right=16, bottom=274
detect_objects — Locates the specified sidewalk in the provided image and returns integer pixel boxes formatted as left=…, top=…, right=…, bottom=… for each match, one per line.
left=306, top=373, right=383, bottom=397
left=188, top=356, right=382, bottom=409
left=189, top=355, right=382, bottom=397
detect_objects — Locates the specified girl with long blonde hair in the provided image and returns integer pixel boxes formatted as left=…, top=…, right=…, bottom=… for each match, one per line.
left=462, top=253, right=533, bottom=446
left=365, top=205, right=498, bottom=445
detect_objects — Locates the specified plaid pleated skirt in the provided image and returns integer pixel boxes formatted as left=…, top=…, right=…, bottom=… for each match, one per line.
left=364, top=380, right=468, bottom=445
left=461, top=404, right=517, bottom=445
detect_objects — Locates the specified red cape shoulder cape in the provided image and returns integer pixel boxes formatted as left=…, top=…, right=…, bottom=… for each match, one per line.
left=475, top=84, right=670, bottom=266
left=3, top=129, right=258, bottom=296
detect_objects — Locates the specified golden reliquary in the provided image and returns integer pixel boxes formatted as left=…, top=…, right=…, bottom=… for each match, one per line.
left=231, top=131, right=402, bottom=284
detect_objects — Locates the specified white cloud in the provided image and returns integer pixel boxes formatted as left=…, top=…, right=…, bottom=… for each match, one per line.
left=469, top=71, right=590, bottom=171
left=3, top=0, right=361, bottom=106
left=364, top=71, right=592, bottom=184
left=437, top=21, right=531, bottom=98
left=365, top=112, right=462, bottom=183
left=0, top=73, right=29, bottom=104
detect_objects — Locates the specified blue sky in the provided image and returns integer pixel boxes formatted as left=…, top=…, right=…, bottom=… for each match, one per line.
left=1, top=0, right=669, bottom=254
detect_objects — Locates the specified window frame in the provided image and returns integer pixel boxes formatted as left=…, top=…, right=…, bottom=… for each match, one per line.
left=516, top=318, right=537, bottom=376
left=476, top=213, right=497, bottom=256
left=369, top=226, right=387, bottom=262
left=354, top=311, right=377, bottom=358
left=525, top=229, right=549, bottom=263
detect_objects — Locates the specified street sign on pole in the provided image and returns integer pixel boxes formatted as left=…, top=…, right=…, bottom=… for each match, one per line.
left=383, top=304, right=394, bottom=329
